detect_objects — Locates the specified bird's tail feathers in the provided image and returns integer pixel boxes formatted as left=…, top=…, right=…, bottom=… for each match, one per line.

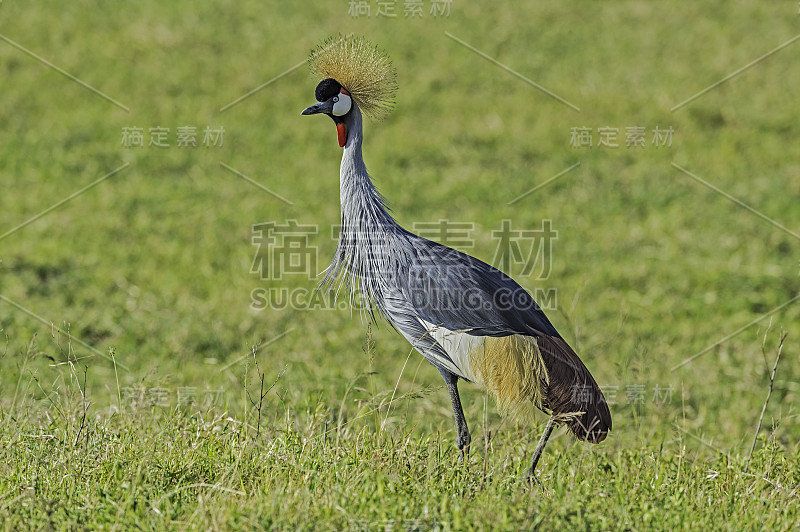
left=536, top=336, right=611, bottom=443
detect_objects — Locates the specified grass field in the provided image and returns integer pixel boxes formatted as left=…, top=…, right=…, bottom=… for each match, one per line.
left=1, top=1, right=799, bottom=529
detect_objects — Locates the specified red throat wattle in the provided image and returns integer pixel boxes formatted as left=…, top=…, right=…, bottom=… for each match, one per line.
left=336, top=123, right=347, bottom=147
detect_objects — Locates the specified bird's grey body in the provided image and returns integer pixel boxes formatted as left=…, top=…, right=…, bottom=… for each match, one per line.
left=302, top=53, right=610, bottom=477
left=319, top=103, right=610, bottom=445
left=325, top=106, right=548, bottom=370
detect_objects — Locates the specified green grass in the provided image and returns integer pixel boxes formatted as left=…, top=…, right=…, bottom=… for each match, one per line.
left=1, top=0, right=800, bottom=529
left=2, top=391, right=798, bottom=530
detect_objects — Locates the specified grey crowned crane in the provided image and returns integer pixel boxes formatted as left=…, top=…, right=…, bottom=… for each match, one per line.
left=301, top=35, right=611, bottom=480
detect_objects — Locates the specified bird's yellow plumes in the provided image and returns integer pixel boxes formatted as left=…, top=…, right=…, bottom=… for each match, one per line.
left=308, top=35, right=398, bottom=120
left=472, top=335, right=549, bottom=422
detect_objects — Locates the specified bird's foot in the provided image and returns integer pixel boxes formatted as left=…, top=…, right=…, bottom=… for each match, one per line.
left=524, top=467, right=544, bottom=489
left=456, top=433, right=472, bottom=464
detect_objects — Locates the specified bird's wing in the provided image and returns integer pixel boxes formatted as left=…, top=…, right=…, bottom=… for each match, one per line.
left=381, top=292, right=466, bottom=376
left=388, top=234, right=611, bottom=442
left=397, top=235, right=561, bottom=338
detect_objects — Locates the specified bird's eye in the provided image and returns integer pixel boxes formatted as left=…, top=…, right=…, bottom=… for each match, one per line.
left=333, top=96, right=339, bottom=103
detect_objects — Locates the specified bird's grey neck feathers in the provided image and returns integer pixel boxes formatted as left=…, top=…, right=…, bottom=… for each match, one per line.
left=321, top=103, right=405, bottom=319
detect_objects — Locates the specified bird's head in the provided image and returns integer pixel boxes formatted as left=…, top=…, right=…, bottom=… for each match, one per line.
left=301, top=35, right=398, bottom=149
left=301, top=78, right=353, bottom=148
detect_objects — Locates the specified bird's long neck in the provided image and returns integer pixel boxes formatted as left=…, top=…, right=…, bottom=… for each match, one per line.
left=322, top=104, right=403, bottom=310
left=339, top=104, right=396, bottom=233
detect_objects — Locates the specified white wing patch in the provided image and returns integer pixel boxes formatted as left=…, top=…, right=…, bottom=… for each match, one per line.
left=419, top=319, right=485, bottom=384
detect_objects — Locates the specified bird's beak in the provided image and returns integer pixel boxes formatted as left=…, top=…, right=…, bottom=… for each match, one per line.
left=301, top=100, right=334, bottom=115
left=301, top=100, right=347, bottom=148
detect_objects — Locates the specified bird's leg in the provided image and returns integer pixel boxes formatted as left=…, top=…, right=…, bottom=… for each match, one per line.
left=439, top=369, right=470, bottom=460
left=525, top=414, right=558, bottom=486
left=448, top=381, right=471, bottom=460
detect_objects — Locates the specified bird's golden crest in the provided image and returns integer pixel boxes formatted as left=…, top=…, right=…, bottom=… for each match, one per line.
left=308, top=35, right=398, bottom=120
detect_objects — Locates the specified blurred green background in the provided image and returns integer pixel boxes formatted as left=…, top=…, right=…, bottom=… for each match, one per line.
left=1, top=1, right=798, bottom=521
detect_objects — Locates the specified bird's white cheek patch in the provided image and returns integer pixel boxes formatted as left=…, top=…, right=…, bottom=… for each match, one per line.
left=332, top=93, right=352, bottom=116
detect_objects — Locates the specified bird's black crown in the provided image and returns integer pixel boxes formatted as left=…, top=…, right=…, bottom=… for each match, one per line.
left=315, top=78, right=342, bottom=102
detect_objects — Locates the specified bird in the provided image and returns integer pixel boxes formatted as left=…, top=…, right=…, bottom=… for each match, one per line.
left=301, top=35, right=611, bottom=480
